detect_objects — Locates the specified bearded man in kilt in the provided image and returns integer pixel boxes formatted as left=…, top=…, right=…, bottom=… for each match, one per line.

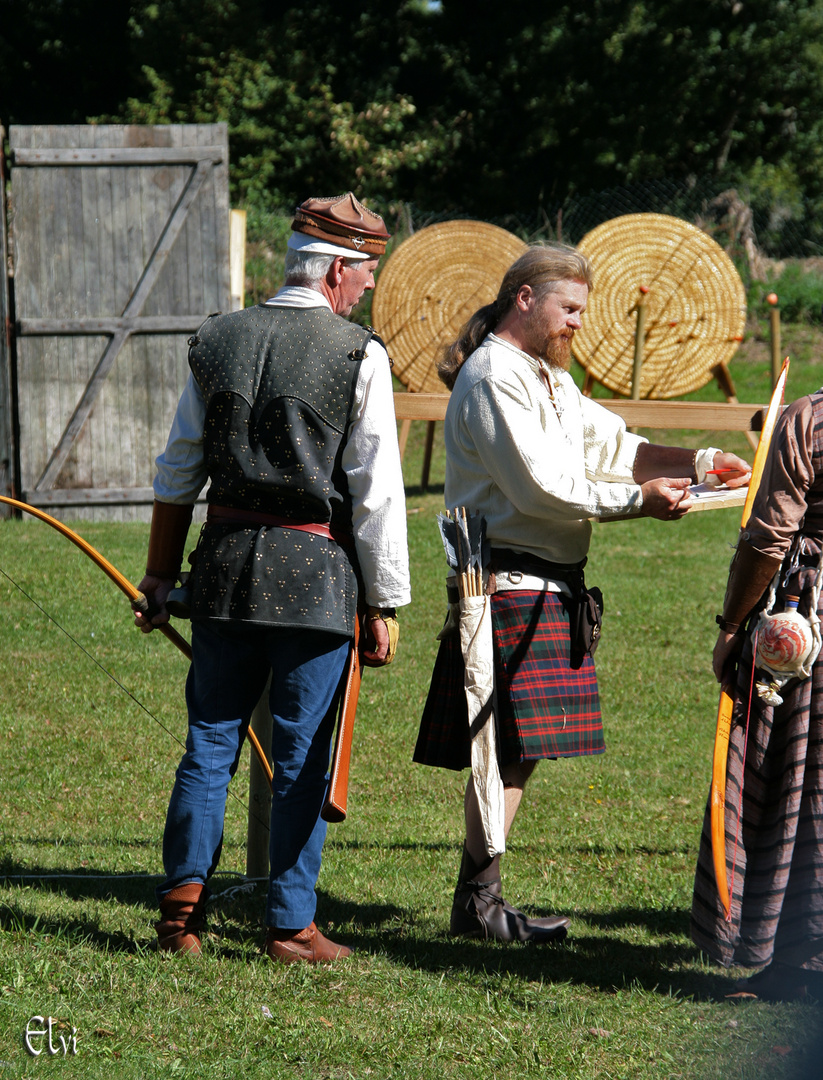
left=414, top=244, right=751, bottom=943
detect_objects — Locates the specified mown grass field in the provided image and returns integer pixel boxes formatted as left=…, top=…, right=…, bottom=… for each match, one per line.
left=2, top=321, right=823, bottom=1078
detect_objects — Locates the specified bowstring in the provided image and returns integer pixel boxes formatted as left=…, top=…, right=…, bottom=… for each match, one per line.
left=726, top=627, right=758, bottom=922
left=0, top=563, right=269, bottom=831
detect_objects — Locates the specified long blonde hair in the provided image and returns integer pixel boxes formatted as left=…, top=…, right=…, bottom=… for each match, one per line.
left=437, top=244, right=593, bottom=390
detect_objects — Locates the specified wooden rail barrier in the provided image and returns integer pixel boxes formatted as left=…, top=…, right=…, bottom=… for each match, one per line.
left=394, top=394, right=769, bottom=491
left=393, top=393, right=767, bottom=431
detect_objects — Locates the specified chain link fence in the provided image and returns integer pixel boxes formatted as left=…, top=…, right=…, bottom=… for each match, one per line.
left=246, top=176, right=823, bottom=307
left=395, top=175, right=822, bottom=280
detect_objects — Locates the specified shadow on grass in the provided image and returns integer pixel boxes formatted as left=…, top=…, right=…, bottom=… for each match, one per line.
left=1, top=858, right=164, bottom=910
left=315, top=890, right=751, bottom=1006
left=357, top=924, right=733, bottom=1002
left=333, top=896, right=801, bottom=1007
left=329, top=838, right=698, bottom=858
left=0, top=869, right=405, bottom=961
left=0, top=859, right=745, bottom=1003
left=3, top=860, right=820, bottom=1020
left=0, top=898, right=140, bottom=954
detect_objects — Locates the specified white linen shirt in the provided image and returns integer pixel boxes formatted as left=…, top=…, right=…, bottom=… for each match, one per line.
left=444, top=333, right=646, bottom=567
left=153, top=286, right=411, bottom=609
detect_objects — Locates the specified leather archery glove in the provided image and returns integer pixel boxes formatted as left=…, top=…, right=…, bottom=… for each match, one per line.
left=362, top=607, right=399, bottom=667
left=145, top=500, right=194, bottom=579
left=134, top=501, right=194, bottom=632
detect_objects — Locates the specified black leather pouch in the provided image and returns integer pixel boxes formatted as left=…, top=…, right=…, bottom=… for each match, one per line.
left=570, top=586, right=604, bottom=667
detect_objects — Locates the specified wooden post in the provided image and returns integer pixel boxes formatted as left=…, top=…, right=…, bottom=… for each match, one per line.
left=421, top=420, right=436, bottom=492
left=630, top=286, right=649, bottom=400
left=246, top=677, right=272, bottom=879
left=230, top=209, right=247, bottom=312
left=711, top=360, right=759, bottom=452
left=767, top=292, right=781, bottom=388
left=397, top=417, right=412, bottom=460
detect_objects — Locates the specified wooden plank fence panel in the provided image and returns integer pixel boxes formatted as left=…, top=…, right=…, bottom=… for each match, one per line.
left=8, top=123, right=229, bottom=521
left=76, top=126, right=104, bottom=492
left=100, top=125, right=139, bottom=512
left=145, top=128, right=190, bottom=477
left=16, top=136, right=52, bottom=488
left=0, top=130, right=12, bottom=510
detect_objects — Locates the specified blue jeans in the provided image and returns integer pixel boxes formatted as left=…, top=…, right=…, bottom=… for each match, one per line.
left=158, top=620, right=350, bottom=930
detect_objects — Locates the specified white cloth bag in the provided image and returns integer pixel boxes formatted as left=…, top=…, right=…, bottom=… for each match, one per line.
left=459, top=593, right=506, bottom=856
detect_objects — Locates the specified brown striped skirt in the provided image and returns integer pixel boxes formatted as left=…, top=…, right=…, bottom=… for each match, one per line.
left=413, top=589, right=605, bottom=770
left=690, top=632, right=823, bottom=971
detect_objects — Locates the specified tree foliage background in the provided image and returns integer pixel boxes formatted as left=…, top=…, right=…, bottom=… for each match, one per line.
left=3, top=0, right=823, bottom=250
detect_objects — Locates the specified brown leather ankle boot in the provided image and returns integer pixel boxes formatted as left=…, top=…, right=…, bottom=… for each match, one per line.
left=264, top=922, right=352, bottom=964
left=155, top=883, right=207, bottom=954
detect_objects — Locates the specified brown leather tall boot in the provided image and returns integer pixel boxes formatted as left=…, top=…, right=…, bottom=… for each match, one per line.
left=155, top=883, right=207, bottom=955
left=450, top=845, right=569, bottom=943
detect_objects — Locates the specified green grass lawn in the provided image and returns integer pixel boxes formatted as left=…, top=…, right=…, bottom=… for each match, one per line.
left=3, top=328, right=823, bottom=1078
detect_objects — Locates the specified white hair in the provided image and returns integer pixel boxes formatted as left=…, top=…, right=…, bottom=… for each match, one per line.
left=284, top=248, right=334, bottom=285
left=284, top=248, right=364, bottom=286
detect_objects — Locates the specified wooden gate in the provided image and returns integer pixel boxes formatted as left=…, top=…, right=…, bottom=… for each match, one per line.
left=5, top=123, right=230, bottom=521
left=0, top=129, right=12, bottom=507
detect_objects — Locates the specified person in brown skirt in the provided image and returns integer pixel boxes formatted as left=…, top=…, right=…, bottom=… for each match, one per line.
left=692, top=391, right=823, bottom=1000
left=415, top=243, right=750, bottom=944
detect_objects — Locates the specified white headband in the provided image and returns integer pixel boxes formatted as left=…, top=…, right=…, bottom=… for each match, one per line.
left=287, top=231, right=370, bottom=260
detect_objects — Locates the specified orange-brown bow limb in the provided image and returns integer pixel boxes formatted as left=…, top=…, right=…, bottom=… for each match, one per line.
left=710, top=357, right=789, bottom=918
left=0, top=495, right=273, bottom=788
left=321, top=611, right=362, bottom=823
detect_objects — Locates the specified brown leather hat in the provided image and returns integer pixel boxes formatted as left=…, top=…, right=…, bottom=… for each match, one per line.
left=291, top=192, right=391, bottom=256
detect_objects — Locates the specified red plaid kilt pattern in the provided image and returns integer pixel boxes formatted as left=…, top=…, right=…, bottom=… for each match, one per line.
left=414, top=589, right=605, bottom=770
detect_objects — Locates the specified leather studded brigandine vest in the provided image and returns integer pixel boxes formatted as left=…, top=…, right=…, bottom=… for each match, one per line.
left=187, top=303, right=374, bottom=634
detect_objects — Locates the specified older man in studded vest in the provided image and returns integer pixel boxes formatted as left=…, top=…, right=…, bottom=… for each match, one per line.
left=135, top=193, right=410, bottom=964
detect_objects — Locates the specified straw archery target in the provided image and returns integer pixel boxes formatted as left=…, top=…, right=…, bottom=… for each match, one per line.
left=574, top=213, right=746, bottom=399
left=371, top=221, right=528, bottom=394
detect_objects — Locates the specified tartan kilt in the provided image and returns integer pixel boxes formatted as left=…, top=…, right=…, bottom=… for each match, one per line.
left=414, top=589, right=605, bottom=770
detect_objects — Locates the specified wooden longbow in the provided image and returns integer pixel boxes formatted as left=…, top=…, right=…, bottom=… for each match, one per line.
left=0, top=495, right=273, bottom=788
left=710, top=357, right=789, bottom=917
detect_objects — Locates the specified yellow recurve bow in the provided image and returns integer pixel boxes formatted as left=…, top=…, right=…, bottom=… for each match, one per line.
left=710, top=357, right=789, bottom=918
left=0, top=495, right=273, bottom=788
